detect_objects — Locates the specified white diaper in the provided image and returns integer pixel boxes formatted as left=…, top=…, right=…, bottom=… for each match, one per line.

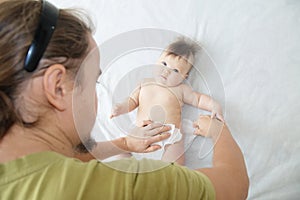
left=132, top=124, right=183, bottom=160
left=154, top=124, right=182, bottom=149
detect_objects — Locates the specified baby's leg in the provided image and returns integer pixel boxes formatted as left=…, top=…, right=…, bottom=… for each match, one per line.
left=162, top=134, right=185, bottom=165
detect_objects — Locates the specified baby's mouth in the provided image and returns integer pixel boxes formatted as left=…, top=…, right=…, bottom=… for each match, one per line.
left=160, top=75, right=167, bottom=80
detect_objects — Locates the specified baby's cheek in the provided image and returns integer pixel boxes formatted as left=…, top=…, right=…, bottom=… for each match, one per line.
left=168, top=76, right=182, bottom=86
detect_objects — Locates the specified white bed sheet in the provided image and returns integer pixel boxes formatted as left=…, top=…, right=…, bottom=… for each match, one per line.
left=50, top=0, right=300, bottom=199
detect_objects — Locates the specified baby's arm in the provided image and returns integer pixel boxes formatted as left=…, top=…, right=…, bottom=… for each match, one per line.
left=181, top=84, right=224, bottom=121
left=110, top=85, right=141, bottom=118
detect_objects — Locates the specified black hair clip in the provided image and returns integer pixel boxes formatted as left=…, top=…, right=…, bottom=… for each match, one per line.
left=24, top=0, right=59, bottom=72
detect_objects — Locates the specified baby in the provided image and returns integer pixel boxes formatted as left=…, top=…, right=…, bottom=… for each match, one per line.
left=110, top=37, right=224, bottom=165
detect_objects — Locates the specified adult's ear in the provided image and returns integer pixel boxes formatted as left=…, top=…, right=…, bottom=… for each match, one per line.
left=43, top=64, right=70, bottom=111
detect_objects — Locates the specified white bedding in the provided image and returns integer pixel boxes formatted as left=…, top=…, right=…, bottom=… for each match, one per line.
left=50, top=0, right=300, bottom=199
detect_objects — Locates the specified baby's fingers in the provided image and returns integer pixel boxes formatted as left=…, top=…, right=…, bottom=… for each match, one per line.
left=110, top=112, right=118, bottom=119
left=110, top=108, right=118, bottom=118
left=193, top=127, right=204, bottom=136
left=193, top=121, right=199, bottom=128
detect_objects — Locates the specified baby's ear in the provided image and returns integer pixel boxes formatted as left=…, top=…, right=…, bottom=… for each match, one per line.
left=185, top=73, right=189, bottom=79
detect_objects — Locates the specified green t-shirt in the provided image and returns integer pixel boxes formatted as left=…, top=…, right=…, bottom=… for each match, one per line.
left=0, top=152, right=215, bottom=200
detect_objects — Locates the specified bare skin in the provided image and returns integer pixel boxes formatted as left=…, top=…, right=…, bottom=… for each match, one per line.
left=111, top=52, right=224, bottom=165
left=194, top=116, right=249, bottom=200
left=0, top=37, right=171, bottom=164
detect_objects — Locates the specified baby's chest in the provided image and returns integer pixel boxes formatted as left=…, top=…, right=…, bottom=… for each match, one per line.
left=139, top=85, right=183, bottom=105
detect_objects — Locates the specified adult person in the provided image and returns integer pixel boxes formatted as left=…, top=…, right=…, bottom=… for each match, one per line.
left=0, top=1, right=249, bottom=199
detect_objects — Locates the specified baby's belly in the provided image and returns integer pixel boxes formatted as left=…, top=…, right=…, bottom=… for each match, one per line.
left=136, top=103, right=182, bottom=128
left=137, top=84, right=183, bottom=128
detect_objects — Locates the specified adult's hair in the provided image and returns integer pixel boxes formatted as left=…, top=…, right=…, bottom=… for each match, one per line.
left=0, top=0, right=93, bottom=138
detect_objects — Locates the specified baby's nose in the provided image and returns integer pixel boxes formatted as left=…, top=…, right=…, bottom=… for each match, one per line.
left=162, top=68, right=171, bottom=75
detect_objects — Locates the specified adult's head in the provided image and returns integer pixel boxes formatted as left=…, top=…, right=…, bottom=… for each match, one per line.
left=0, top=0, right=99, bottom=150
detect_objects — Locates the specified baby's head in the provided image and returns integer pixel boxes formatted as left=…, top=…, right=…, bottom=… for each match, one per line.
left=155, top=37, right=199, bottom=86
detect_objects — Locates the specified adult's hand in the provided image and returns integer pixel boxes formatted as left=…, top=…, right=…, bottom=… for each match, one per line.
left=124, top=120, right=171, bottom=153
left=193, top=115, right=224, bottom=138
left=81, top=121, right=171, bottom=161
left=194, top=116, right=249, bottom=200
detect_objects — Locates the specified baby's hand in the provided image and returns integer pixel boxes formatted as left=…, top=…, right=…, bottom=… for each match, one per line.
left=110, top=103, right=127, bottom=118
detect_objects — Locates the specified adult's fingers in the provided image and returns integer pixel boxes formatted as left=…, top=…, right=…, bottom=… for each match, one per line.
left=217, top=114, right=225, bottom=122
left=143, top=145, right=162, bottom=153
left=144, top=122, right=164, bottom=130
left=142, top=120, right=153, bottom=127
left=193, top=115, right=210, bottom=135
left=145, top=125, right=171, bottom=136
left=211, top=111, right=216, bottom=119
left=146, top=132, right=171, bottom=144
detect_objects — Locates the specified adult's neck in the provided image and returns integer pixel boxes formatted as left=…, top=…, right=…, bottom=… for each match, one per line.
left=0, top=124, right=75, bottom=163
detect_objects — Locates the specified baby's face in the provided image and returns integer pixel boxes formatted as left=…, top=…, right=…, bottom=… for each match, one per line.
left=154, top=52, right=192, bottom=87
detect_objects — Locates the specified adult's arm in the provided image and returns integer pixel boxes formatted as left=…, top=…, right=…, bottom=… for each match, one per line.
left=194, top=116, right=249, bottom=200
left=75, top=122, right=171, bottom=161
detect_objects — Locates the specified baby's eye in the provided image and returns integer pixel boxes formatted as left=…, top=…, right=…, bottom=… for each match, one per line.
left=172, top=69, right=179, bottom=73
left=162, top=61, right=167, bottom=66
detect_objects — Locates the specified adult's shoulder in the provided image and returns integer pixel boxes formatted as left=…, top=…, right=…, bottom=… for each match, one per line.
left=130, top=160, right=216, bottom=200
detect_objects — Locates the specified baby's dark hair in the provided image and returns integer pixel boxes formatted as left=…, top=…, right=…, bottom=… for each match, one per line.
left=165, top=37, right=200, bottom=62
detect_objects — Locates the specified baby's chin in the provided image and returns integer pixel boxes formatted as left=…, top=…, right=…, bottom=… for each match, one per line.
left=154, top=76, right=180, bottom=87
